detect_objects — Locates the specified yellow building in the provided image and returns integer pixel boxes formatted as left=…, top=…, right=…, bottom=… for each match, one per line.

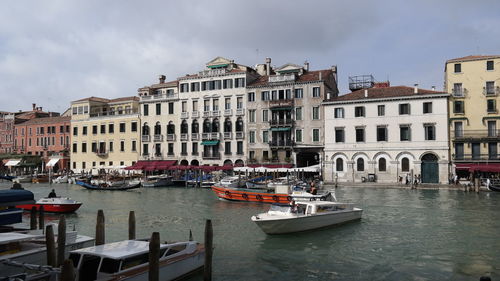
left=445, top=55, right=500, bottom=173
left=70, top=96, right=140, bottom=172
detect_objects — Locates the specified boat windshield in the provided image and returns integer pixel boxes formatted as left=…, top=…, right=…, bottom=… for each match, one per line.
left=68, top=253, right=81, bottom=268
left=269, top=204, right=291, bottom=213
left=100, top=258, right=121, bottom=274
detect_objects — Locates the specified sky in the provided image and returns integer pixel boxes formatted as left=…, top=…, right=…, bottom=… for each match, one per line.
left=0, top=0, right=499, bottom=113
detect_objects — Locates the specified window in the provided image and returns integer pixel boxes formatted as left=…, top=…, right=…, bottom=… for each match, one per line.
left=224, top=142, right=231, bottom=154
left=312, top=87, right=320, bottom=98
left=131, top=122, right=137, bottom=132
left=118, top=123, right=125, bottom=133
left=453, top=101, right=464, bottom=114
left=312, top=107, right=320, bottom=120
left=100, top=124, right=106, bottom=134
left=82, top=126, right=87, bottom=135
left=312, top=129, right=320, bottom=142
left=487, top=60, right=494, bottom=71
left=237, top=141, right=243, bottom=154
left=399, top=103, right=410, bottom=115
left=237, top=97, right=243, bottom=109
left=91, top=142, right=97, bottom=153
left=335, top=128, right=344, bottom=143
left=453, top=83, right=463, bottom=96
left=109, top=141, right=114, bottom=152
left=378, top=105, right=385, bottom=116
left=424, top=124, right=435, bottom=140
left=262, top=131, right=269, bottom=143
left=378, top=158, right=386, bottom=172
left=180, top=83, right=189, bottom=93
left=454, top=63, right=461, bottom=73
left=72, top=143, right=77, bottom=153
left=73, top=127, right=78, bottom=136
left=120, top=140, right=125, bottom=152
left=142, top=143, right=148, bottom=155
left=295, top=107, right=302, bottom=121
left=454, top=121, right=463, bottom=137
left=108, top=124, right=114, bottom=134
left=294, top=88, right=303, bottom=98
left=486, top=81, right=495, bottom=95
left=423, top=102, right=432, bottom=114
left=82, top=162, right=86, bottom=169
left=336, top=158, right=343, bottom=171
left=249, top=131, right=256, bottom=143
left=192, top=100, right=198, bottom=112
left=249, top=110, right=256, bottom=123
left=155, top=103, right=161, bottom=115
left=295, top=129, right=302, bottom=142
left=212, top=99, right=219, bottom=111
left=356, top=158, right=364, bottom=171
left=334, top=108, right=344, bottom=118
left=235, top=78, right=245, bottom=88
left=81, top=143, right=87, bottom=153
left=262, top=110, right=268, bottom=122
left=487, top=99, right=496, bottom=113
left=354, top=106, right=365, bottom=117
left=191, top=82, right=200, bottom=92
left=355, top=127, right=365, bottom=142
left=143, top=104, right=149, bottom=116
left=487, top=121, right=497, bottom=137
left=92, top=125, right=97, bottom=135
left=377, top=126, right=387, bottom=141
left=223, top=79, right=233, bottom=89
left=168, top=102, right=174, bottom=114
left=401, top=158, right=409, bottom=172
left=261, top=91, right=270, bottom=101
left=132, top=140, right=137, bottom=152
left=400, top=125, right=411, bottom=141
left=248, top=92, right=255, bottom=102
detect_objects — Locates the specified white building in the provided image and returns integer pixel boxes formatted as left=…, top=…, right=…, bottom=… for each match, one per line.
left=323, top=85, right=450, bottom=184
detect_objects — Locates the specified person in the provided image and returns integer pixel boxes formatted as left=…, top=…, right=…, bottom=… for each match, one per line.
left=405, top=174, right=409, bottom=185
left=311, top=186, right=318, bottom=195
left=48, top=189, right=57, bottom=198
left=486, top=178, right=491, bottom=190
left=453, top=174, right=458, bottom=185
left=11, top=182, right=24, bottom=190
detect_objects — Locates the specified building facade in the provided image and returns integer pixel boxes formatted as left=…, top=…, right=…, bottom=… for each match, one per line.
left=445, top=55, right=500, bottom=174
left=323, top=86, right=450, bottom=184
left=246, top=59, right=338, bottom=167
left=70, top=97, right=140, bottom=172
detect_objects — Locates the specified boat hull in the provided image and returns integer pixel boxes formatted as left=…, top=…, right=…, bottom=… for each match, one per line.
left=488, top=184, right=500, bottom=192
left=211, top=186, right=291, bottom=204
left=17, top=203, right=82, bottom=213
left=76, top=181, right=141, bottom=191
left=252, top=208, right=363, bottom=234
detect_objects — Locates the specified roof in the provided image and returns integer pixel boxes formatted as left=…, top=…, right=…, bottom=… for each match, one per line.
left=178, top=68, right=247, bottom=80
left=446, top=55, right=500, bottom=63
left=247, top=69, right=333, bottom=87
left=71, top=240, right=169, bottom=259
left=147, top=80, right=178, bottom=89
left=109, top=96, right=139, bottom=103
left=72, top=96, right=110, bottom=103
left=325, top=86, right=447, bottom=103
left=72, top=96, right=138, bottom=104
left=16, top=116, right=71, bottom=126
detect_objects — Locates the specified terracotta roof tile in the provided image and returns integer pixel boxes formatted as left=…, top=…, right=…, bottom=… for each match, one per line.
left=447, top=55, right=500, bottom=63
left=326, top=86, right=447, bottom=102
left=109, top=96, right=139, bottom=103
left=72, top=96, right=110, bottom=103
left=16, top=116, right=70, bottom=125
left=247, top=69, right=333, bottom=87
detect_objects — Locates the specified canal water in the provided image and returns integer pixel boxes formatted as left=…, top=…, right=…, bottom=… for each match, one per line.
left=1, top=181, right=499, bottom=280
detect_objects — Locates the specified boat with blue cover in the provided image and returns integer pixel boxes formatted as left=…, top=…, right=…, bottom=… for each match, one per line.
left=76, top=180, right=141, bottom=191
left=0, top=189, right=35, bottom=226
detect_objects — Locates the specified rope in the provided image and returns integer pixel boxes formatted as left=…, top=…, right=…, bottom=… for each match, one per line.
left=0, top=259, right=61, bottom=273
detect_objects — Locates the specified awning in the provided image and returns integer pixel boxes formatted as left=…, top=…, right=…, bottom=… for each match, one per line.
left=270, top=127, right=291, bottom=132
left=207, top=64, right=228, bottom=68
left=125, top=160, right=177, bottom=171
left=5, top=160, right=21, bottom=167
left=455, top=163, right=500, bottom=173
left=247, top=164, right=294, bottom=168
left=201, top=140, right=220, bottom=146
left=46, top=158, right=60, bottom=167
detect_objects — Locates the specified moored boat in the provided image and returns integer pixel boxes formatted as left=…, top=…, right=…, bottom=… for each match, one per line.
left=69, top=239, right=205, bottom=281
left=218, top=176, right=246, bottom=188
left=251, top=201, right=363, bottom=234
left=12, top=175, right=32, bottom=183
left=142, top=175, right=174, bottom=188
left=76, top=180, right=141, bottom=191
left=17, top=197, right=82, bottom=213
left=0, top=189, right=35, bottom=226
left=32, top=174, right=49, bottom=183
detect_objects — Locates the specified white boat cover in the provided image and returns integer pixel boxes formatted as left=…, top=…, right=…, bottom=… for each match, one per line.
left=5, top=159, right=21, bottom=167
left=234, top=164, right=320, bottom=173
left=46, top=158, right=60, bottom=167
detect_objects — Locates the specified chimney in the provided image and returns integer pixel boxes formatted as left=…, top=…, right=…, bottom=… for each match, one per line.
left=265, top=57, right=271, bottom=76
left=32, top=103, right=36, bottom=110
left=327, top=92, right=331, bottom=100
left=364, top=89, right=368, bottom=98
left=158, top=75, right=166, bottom=84
left=331, top=65, right=338, bottom=82
left=414, top=84, right=419, bottom=94
left=304, top=61, right=309, bottom=71
left=49, top=112, right=53, bottom=117
left=319, top=72, right=322, bottom=80
left=431, top=86, right=436, bottom=91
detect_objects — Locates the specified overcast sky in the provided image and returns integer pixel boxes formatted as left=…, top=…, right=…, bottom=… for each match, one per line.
left=1, top=0, right=499, bottom=113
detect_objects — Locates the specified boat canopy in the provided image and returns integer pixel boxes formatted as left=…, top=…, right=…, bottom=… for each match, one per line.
left=0, top=190, right=35, bottom=207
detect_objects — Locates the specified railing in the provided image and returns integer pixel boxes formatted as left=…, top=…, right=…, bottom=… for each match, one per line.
left=192, top=151, right=199, bottom=156
left=96, top=150, right=108, bottom=157
left=142, top=135, right=150, bottom=142
left=153, top=134, right=163, bottom=142
left=453, top=153, right=500, bottom=161
left=210, top=132, right=220, bottom=140
left=224, top=109, right=232, bottom=116
left=167, top=152, right=176, bottom=158
left=141, top=93, right=179, bottom=100
left=269, top=119, right=294, bottom=126
left=224, top=132, right=232, bottom=139
left=202, top=133, right=210, bottom=140
left=236, top=108, right=245, bottom=116
left=452, top=130, right=500, bottom=139
left=181, top=112, right=189, bottom=119
left=269, top=73, right=296, bottom=83
left=181, top=151, right=188, bottom=156
left=89, top=110, right=139, bottom=118
left=452, top=88, right=467, bottom=97
left=191, top=133, right=199, bottom=141
left=269, top=99, right=294, bottom=108
left=192, top=111, right=200, bottom=118
left=235, top=131, right=244, bottom=139
left=224, top=151, right=232, bottom=155
left=140, top=154, right=150, bottom=160
left=483, top=86, right=500, bottom=96
left=203, top=111, right=211, bottom=118
left=166, top=134, right=176, bottom=141
left=268, top=140, right=295, bottom=148
left=180, top=133, right=189, bottom=141
left=202, top=152, right=221, bottom=160
left=212, top=111, right=221, bottom=117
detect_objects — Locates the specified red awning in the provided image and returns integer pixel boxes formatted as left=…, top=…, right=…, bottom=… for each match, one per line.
left=125, top=160, right=176, bottom=171
left=155, top=160, right=177, bottom=170
left=124, top=160, right=149, bottom=170
left=247, top=164, right=294, bottom=168
left=455, top=163, right=500, bottom=172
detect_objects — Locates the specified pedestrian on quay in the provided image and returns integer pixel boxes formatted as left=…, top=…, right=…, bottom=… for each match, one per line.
left=454, top=174, right=459, bottom=185
left=405, top=174, right=409, bottom=185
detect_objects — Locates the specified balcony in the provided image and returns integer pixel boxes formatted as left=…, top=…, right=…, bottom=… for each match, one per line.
left=191, top=133, right=200, bottom=141
left=452, top=130, right=500, bottom=140
left=140, top=154, right=150, bottom=160
left=166, top=134, right=176, bottom=141
left=224, top=109, right=233, bottom=116
left=452, top=88, right=467, bottom=98
left=192, top=111, right=200, bottom=118
left=181, top=133, right=189, bottom=141
left=236, top=108, right=245, bottom=116
left=153, top=134, right=163, bottom=142
left=141, top=93, right=179, bottom=101
left=181, top=112, right=189, bottom=119
left=453, top=153, right=500, bottom=161
left=181, top=151, right=188, bottom=156
left=203, top=111, right=211, bottom=118
left=202, top=133, right=210, bottom=140
left=483, top=86, right=500, bottom=97
left=269, top=73, right=296, bottom=83
left=268, top=140, right=295, bottom=148
left=141, top=135, right=151, bottom=142
left=202, top=152, right=221, bottom=160
left=269, top=119, right=294, bottom=127
left=96, top=150, right=108, bottom=157
left=269, top=99, right=294, bottom=109
left=224, top=132, right=232, bottom=140
left=212, top=111, right=221, bottom=117
left=89, top=110, right=139, bottom=119
left=210, top=132, right=220, bottom=140
left=235, top=132, right=244, bottom=139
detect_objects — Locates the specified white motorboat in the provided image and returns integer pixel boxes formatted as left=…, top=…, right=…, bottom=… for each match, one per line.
left=251, top=201, right=362, bottom=235
left=53, top=175, right=69, bottom=183
left=13, top=175, right=32, bottom=183
left=69, top=240, right=205, bottom=281
left=142, top=175, right=174, bottom=188
left=218, top=176, right=245, bottom=188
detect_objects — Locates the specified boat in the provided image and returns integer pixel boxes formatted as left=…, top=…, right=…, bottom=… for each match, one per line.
left=245, top=176, right=273, bottom=189
left=53, top=175, right=69, bottom=183
left=142, top=175, right=174, bottom=188
left=218, top=176, right=246, bottom=188
left=32, top=174, right=49, bottom=183
left=17, top=197, right=82, bottom=213
left=12, top=175, right=33, bottom=183
left=0, top=175, right=16, bottom=181
left=0, top=189, right=35, bottom=226
left=251, top=201, right=363, bottom=234
left=76, top=180, right=141, bottom=191
left=68, top=239, right=205, bottom=281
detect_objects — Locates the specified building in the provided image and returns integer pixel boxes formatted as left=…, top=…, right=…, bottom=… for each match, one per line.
left=13, top=116, right=71, bottom=172
left=246, top=59, right=339, bottom=167
left=445, top=55, right=500, bottom=175
left=70, top=96, right=140, bottom=172
left=323, top=85, right=450, bottom=184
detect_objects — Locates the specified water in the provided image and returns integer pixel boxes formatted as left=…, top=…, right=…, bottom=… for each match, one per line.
left=2, top=181, right=499, bottom=280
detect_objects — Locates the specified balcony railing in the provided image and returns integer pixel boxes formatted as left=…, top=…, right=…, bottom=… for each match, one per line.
left=142, top=135, right=150, bottom=142
left=483, top=86, right=500, bottom=96
left=452, top=130, right=500, bottom=139
left=153, top=134, right=163, bottom=142
left=141, top=93, right=179, bottom=101
left=181, top=151, right=188, bottom=156
left=96, top=150, right=108, bottom=157
left=89, top=110, right=139, bottom=118
left=166, top=134, right=176, bottom=141
left=181, top=112, right=189, bottom=119
left=192, top=111, right=200, bottom=118
left=202, top=152, right=221, bottom=160
left=180, top=133, right=189, bottom=141
left=236, top=108, right=245, bottom=116
left=203, top=111, right=211, bottom=118
left=453, top=153, right=500, bottom=161
left=269, top=119, right=294, bottom=127
left=452, top=88, right=467, bottom=97
left=212, top=111, right=221, bottom=117
left=268, top=140, right=295, bottom=148
left=224, top=132, right=232, bottom=139
left=210, top=132, right=220, bottom=140
left=191, top=133, right=199, bottom=141
left=224, top=109, right=233, bottom=116
left=202, top=133, right=210, bottom=140
left=235, top=131, right=244, bottom=139
left=269, top=99, right=294, bottom=108
left=224, top=151, right=232, bottom=155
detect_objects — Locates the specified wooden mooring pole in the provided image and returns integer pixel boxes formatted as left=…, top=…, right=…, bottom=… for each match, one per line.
left=204, top=219, right=213, bottom=281
left=57, top=215, right=67, bottom=266
left=45, top=224, right=56, bottom=267
left=95, top=210, right=105, bottom=245
left=129, top=211, right=136, bottom=240
left=30, top=206, right=37, bottom=230
left=60, top=259, right=76, bottom=281
left=149, top=232, right=160, bottom=281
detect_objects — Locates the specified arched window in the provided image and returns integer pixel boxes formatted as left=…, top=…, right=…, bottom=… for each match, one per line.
left=203, top=119, right=211, bottom=133
left=378, top=158, right=386, bottom=172
left=357, top=158, right=364, bottom=171
left=224, top=118, right=232, bottom=132
left=167, top=122, right=175, bottom=134
left=401, top=157, right=409, bottom=172
left=181, top=120, right=188, bottom=134
left=142, top=123, right=150, bottom=135
left=192, top=120, right=199, bottom=133
left=212, top=118, right=219, bottom=133
left=236, top=117, right=244, bottom=132
left=336, top=158, right=343, bottom=171
left=154, top=122, right=161, bottom=135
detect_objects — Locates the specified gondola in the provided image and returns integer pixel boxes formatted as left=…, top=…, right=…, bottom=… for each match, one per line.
left=0, top=175, right=16, bottom=181
left=487, top=184, right=500, bottom=192
left=75, top=180, right=141, bottom=191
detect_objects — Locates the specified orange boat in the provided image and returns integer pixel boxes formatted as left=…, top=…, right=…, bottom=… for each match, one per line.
left=211, top=185, right=292, bottom=204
